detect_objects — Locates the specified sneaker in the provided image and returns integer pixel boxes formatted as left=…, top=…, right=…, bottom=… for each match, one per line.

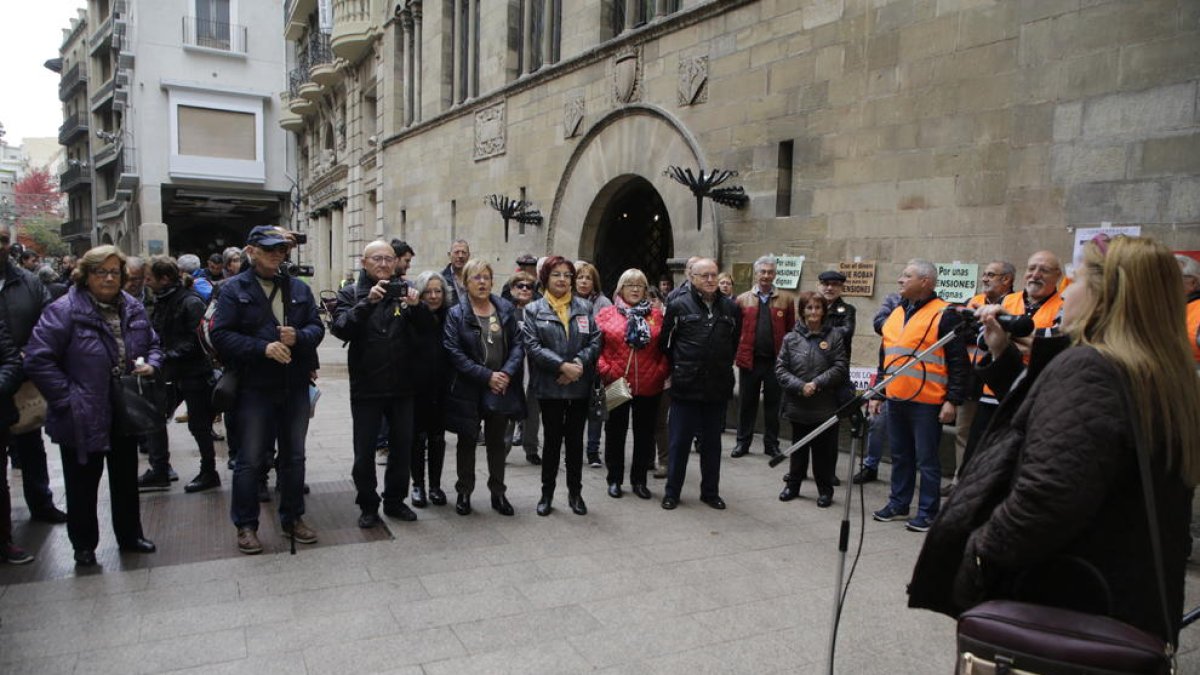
left=237, top=528, right=263, bottom=555
left=376, top=447, right=389, bottom=466
left=383, top=502, right=418, bottom=522
left=282, top=518, right=318, bottom=544
left=184, top=470, right=221, bottom=493
left=905, top=516, right=933, bottom=532
left=1, top=541, right=34, bottom=565
left=137, top=469, right=171, bottom=492
left=852, top=466, right=878, bottom=484
left=653, top=465, right=668, bottom=479
left=872, top=504, right=910, bottom=522
left=588, top=454, right=603, bottom=468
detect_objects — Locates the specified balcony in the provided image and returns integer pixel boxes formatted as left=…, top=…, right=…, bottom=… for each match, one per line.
left=115, top=141, right=139, bottom=197
left=60, top=218, right=93, bottom=241
left=182, top=16, right=248, bottom=55
left=58, top=63, right=87, bottom=101
left=331, top=0, right=376, bottom=62
left=93, top=135, right=121, bottom=169
left=58, top=114, right=90, bottom=145
left=96, top=197, right=128, bottom=222
left=309, top=32, right=338, bottom=87
left=59, top=163, right=92, bottom=193
left=90, top=76, right=116, bottom=109
left=279, top=93, right=306, bottom=132
left=285, top=0, right=316, bottom=40
left=89, top=12, right=114, bottom=55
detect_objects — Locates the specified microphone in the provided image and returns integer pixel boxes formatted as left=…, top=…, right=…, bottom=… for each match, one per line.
left=948, top=305, right=1035, bottom=338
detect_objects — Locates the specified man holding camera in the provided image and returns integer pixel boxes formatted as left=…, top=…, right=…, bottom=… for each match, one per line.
left=332, top=241, right=429, bottom=528
left=211, top=226, right=325, bottom=555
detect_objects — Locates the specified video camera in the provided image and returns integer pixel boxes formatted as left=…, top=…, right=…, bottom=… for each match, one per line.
left=947, top=305, right=1034, bottom=338
left=282, top=261, right=315, bottom=277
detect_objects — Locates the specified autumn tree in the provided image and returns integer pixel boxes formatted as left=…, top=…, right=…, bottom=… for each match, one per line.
left=10, top=167, right=67, bottom=256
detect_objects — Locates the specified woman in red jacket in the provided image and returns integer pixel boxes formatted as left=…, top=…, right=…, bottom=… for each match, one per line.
left=595, top=269, right=670, bottom=500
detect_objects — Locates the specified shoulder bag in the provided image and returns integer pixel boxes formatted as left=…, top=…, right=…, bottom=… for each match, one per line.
left=9, top=381, right=47, bottom=435
left=112, top=371, right=169, bottom=437
left=955, top=381, right=1176, bottom=674
left=604, top=350, right=634, bottom=411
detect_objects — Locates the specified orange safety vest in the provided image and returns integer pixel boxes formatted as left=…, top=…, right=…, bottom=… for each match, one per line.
left=1001, top=291, right=1063, bottom=364
left=1187, top=298, right=1200, bottom=364
left=882, top=297, right=949, bottom=405
left=965, top=293, right=995, bottom=398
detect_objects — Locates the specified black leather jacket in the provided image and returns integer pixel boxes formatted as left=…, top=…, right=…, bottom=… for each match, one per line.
left=0, top=320, right=22, bottom=428
left=0, top=259, right=51, bottom=348
left=661, top=286, right=741, bottom=402
left=522, top=295, right=601, bottom=401
left=150, top=283, right=211, bottom=381
left=331, top=277, right=433, bottom=400
left=775, top=323, right=848, bottom=425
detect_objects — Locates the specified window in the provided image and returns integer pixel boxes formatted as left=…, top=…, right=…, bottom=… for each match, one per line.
left=776, top=140, right=793, bottom=217
left=195, top=0, right=231, bottom=49
left=166, top=85, right=265, bottom=183
left=444, top=0, right=481, bottom=107
left=518, top=0, right=561, bottom=75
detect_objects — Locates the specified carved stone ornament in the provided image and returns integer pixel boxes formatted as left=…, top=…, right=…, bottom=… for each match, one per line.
left=474, top=100, right=506, bottom=161
left=610, top=46, right=642, bottom=105
left=563, top=93, right=585, bottom=139
left=678, top=55, right=708, bottom=106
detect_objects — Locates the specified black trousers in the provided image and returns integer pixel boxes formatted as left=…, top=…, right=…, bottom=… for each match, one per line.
left=411, top=393, right=446, bottom=490
left=351, top=396, right=414, bottom=512
left=149, top=376, right=217, bottom=473
left=785, top=421, right=839, bottom=497
left=60, top=433, right=144, bottom=553
left=455, top=412, right=508, bottom=495
left=605, top=393, right=661, bottom=487
left=0, top=429, right=10, bottom=546
left=736, top=357, right=782, bottom=453
left=539, top=398, right=588, bottom=497
left=665, top=399, right=726, bottom=500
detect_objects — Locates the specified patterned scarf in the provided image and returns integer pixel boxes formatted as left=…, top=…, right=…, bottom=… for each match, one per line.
left=617, top=297, right=652, bottom=349
left=545, top=290, right=573, bottom=330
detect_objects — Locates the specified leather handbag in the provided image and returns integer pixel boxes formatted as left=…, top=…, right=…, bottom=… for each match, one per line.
left=9, top=381, right=47, bottom=435
left=604, top=351, right=634, bottom=411
left=211, top=369, right=239, bottom=413
left=111, top=373, right=169, bottom=437
left=955, top=382, right=1176, bottom=675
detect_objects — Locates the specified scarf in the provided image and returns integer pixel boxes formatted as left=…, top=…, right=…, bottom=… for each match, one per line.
left=546, top=291, right=573, bottom=330
left=617, top=297, right=652, bottom=349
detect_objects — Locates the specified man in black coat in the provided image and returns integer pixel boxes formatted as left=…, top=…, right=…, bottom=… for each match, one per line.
left=659, top=258, right=741, bottom=510
left=0, top=320, right=34, bottom=563
left=0, top=224, right=66, bottom=524
left=440, top=239, right=470, bottom=307
left=331, top=241, right=429, bottom=528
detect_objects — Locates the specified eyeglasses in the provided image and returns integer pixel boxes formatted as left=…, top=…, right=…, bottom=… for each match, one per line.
left=469, top=274, right=492, bottom=283
left=623, top=284, right=646, bottom=290
left=513, top=283, right=534, bottom=291
left=89, top=268, right=122, bottom=278
left=981, top=272, right=1008, bottom=278
left=549, top=272, right=574, bottom=279
left=259, top=244, right=288, bottom=254
left=365, top=255, right=396, bottom=264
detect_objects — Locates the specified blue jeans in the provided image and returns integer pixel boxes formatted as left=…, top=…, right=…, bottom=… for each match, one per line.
left=884, top=400, right=943, bottom=519
left=863, top=400, right=889, bottom=469
left=230, top=387, right=311, bottom=530
left=666, top=399, right=725, bottom=500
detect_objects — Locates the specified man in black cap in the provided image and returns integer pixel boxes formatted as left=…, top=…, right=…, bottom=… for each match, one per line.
left=818, top=270, right=856, bottom=359
left=211, top=226, right=325, bottom=555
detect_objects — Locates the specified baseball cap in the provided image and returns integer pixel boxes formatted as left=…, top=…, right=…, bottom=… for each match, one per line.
left=246, top=226, right=289, bottom=247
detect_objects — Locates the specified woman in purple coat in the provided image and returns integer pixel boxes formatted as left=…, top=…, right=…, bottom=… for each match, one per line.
left=24, top=245, right=162, bottom=567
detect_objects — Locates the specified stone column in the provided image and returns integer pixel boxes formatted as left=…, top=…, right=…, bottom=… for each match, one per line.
left=466, top=0, right=477, bottom=98
left=625, top=0, right=637, bottom=29
left=452, top=0, right=464, bottom=104
left=521, top=0, right=534, bottom=73
left=413, top=2, right=423, bottom=120
left=401, top=9, right=414, bottom=126
left=542, top=0, right=554, bottom=66
left=654, top=0, right=669, bottom=19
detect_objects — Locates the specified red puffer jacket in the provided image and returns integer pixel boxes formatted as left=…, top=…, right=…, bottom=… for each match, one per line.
left=595, top=304, right=670, bottom=397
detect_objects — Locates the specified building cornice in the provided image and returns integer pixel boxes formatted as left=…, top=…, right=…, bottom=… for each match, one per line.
left=380, top=0, right=756, bottom=151
left=160, top=79, right=275, bottom=100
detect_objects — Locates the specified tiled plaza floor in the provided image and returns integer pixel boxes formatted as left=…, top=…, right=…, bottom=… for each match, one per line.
left=2, top=345, right=1197, bottom=673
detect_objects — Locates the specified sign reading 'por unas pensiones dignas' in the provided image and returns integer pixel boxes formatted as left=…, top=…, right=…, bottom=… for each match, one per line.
left=935, top=263, right=980, bottom=303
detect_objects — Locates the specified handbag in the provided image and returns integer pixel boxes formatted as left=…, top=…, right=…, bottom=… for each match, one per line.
left=604, top=351, right=635, bottom=411
left=211, top=369, right=239, bottom=412
left=111, top=373, right=169, bottom=437
left=955, top=381, right=1176, bottom=674
left=10, top=381, right=47, bottom=435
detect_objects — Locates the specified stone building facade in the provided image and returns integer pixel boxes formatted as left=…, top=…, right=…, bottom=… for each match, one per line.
left=283, top=0, right=1200, bottom=361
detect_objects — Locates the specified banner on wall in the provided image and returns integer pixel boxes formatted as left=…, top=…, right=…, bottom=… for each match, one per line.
left=775, top=255, right=805, bottom=290
left=837, top=260, right=876, bottom=297
left=935, top=262, right=979, bottom=303
left=1072, top=224, right=1141, bottom=266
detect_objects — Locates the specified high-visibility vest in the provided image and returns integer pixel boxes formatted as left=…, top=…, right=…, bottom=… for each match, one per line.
left=1001, top=291, right=1063, bottom=364
left=882, top=297, right=949, bottom=405
left=1187, top=298, right=1200, bottom=364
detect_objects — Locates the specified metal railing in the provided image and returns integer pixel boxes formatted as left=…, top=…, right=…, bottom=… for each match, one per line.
left=58, top=113, right=89, bottom=144
left=61, top=218, right=92, bottom=239
left=182, top=16, right=248, bottom=53
left=59, top=164, right=92, bottom=192
left=288, top=62, right=310, bottom=99
left=90, top=77, right=116, bottom=107
left=58, top=63, right=87, bottom=100
left=309, top=31, right=333, bottom=68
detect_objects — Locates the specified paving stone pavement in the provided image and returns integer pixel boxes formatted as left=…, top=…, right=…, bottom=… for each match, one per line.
left=1, top=344, right=1197, bottom=674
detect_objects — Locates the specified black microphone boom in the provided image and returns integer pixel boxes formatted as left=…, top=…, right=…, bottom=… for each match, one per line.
left=948, top=305, right=1034, bottom=338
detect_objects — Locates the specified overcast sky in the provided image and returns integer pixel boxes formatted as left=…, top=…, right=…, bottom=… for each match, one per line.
left=0, top=1, right=89, bottom=147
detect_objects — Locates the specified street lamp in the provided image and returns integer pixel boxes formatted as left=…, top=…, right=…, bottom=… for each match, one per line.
left=664, top=166, right=748, bottom=231
left=484, top=194, right=543, bottom=243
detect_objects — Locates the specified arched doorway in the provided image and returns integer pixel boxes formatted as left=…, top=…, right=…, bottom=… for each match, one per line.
left=589, top=175, right=673, bottom=296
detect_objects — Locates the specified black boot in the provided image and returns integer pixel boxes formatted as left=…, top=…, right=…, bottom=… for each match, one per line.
left=184, top=469, right=221, bottom=493
left=455, top=492, right=472, bottom=516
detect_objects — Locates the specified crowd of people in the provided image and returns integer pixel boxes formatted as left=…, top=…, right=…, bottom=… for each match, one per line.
left=1, top=219, right=1198, bottom=658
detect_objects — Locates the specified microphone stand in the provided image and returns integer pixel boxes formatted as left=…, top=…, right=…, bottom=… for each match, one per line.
left=768, top=320, right=976, bottom=675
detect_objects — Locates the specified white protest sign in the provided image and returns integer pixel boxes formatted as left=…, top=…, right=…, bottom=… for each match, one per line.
left=935, top=262, right=979, bottom=303
left=1072, top=224, right=1140, bottom=267
left=775, top=255, right=805, bottom=290
left=849, top=366, right=877, bottom=393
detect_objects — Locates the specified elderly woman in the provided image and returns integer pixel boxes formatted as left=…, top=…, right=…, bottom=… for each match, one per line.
left=717, top=272, right=735, bottom=298
left=505, top=270, right=543, bottom=465
left=910, top=236, right=1200, bottom=647
left=24, top=245, right=161, bottom=567
left=775, top=291, right=847, bottom=508
left=409, top=270, right=450, bottom=508
left=524, top=256, right=601, bottom=516
left=444, top=259, right=525, bottom=517
left=574, top=261, right=610, bottom=468
left=595, top=269, right=669, bottom=500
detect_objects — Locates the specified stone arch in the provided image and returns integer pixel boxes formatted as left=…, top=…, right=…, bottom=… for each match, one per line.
left=548, top=104, right=717, bottom=264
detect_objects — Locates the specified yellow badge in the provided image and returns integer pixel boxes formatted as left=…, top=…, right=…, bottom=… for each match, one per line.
left=819, top=341, right=830, bottom=350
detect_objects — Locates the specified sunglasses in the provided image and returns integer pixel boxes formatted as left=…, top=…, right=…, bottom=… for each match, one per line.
left=513, top=282, right=534, bottom=291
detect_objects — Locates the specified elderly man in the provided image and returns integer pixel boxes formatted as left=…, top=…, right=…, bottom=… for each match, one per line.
left=178, top=254, right=213, bottom=302
left=123, top=256, right=150, bottom=305
left=731, top=255, right=794, bottom=458
left=441, top=239, right=470, bottom=306
left=0, top=224, right=66, bottom=524
left=660, top=258, right=742, bottom=510
left=211, top=226, right=325, bottom=554
left=870, top=260, right=967, bottom=532
left=1002, top=251, right=1064, bottom=347
left=1177, top=254, right=1200, bottom=365
left=667, top=256, right=702, bottom=304
left=332, top=241, right=429, bottom=528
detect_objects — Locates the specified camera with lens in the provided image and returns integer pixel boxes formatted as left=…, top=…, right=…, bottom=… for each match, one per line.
left=386, top=277, right=409, bottom=300
left=282, top=261, right=315, bottom=277
left=291, top=232, right=308, bottom=245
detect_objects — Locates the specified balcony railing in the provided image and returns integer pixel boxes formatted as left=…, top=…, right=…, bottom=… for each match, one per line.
left=58, top=113, right=90, bottom=145
left=288, top=62, right=309, bottom=99
left=59, top=163, right=92, bottom=193
left=309, top=31, right=333, bottom=69
left=58, top=63, right=87, bottom=101
left=61, top=218, right=93, bottom=240
left=91, top=76, right=116, bottom=108
left=182, top=16, right=248, bottom=53
left=89, top=12, right=114, bottom=53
